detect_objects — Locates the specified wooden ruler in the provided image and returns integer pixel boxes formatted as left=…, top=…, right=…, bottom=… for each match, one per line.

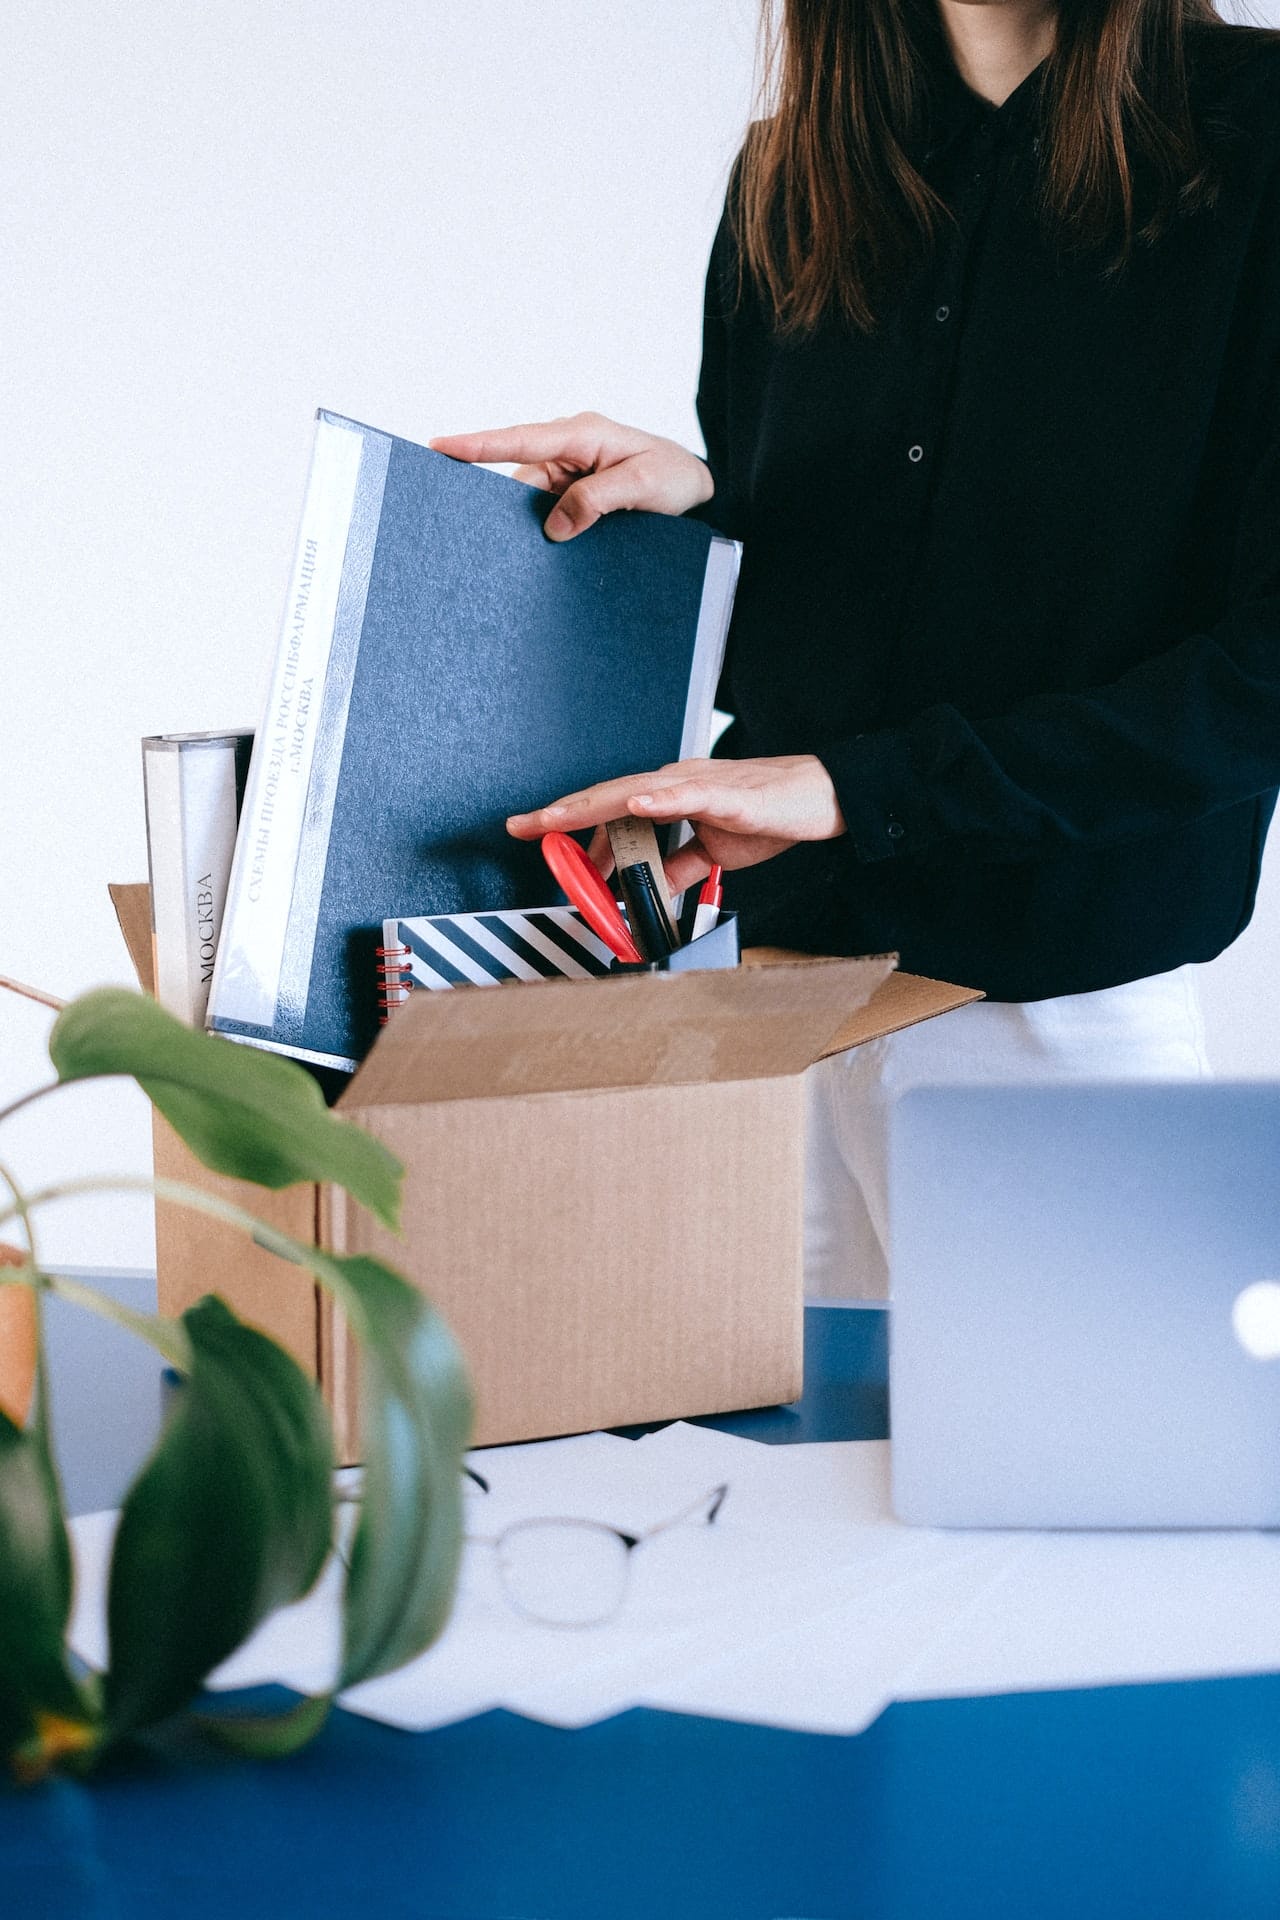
left=606, top=816, right=678, bottom=957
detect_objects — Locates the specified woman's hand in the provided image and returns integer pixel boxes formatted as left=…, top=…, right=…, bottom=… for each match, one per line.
left=507, top=755, right=847, bottom=891
left=429, top=412, right=713, bottom=540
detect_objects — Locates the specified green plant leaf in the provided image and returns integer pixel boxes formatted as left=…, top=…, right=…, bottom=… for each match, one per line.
left=175, top=1244, right=471, bottom=1747
left=199, top=1690, right=333, bottom=1758
left=104, top=1295, right=334, bottom=1741
left=314, top=1254, right=472, bottom=1688
left=47, top=988, right=401, bottom=1229
left=0, top=1393, right=99, bottom=1772
left=134, top=1205, right=473, bottom=1697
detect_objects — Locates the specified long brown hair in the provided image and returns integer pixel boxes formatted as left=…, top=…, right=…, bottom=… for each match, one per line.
left=735, top=0, right=1268, bottom=335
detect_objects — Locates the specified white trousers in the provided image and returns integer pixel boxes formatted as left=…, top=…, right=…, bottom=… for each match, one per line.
left=803, top=964, right=1213, bottom=1302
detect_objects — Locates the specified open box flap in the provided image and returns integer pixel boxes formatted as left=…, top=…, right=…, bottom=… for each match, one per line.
left=109, top=887, right=981, bottom=1097
left=813, top=968, right=982, bottom=1058
left=340, top=953, right=898, bottom=1108
left=109, top=883, right=155, bottom=997
left=744, top=949, right=983, bottom=1059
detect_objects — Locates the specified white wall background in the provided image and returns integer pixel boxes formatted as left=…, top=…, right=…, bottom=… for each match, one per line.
left=2, top=0, right=1277, bottom=1272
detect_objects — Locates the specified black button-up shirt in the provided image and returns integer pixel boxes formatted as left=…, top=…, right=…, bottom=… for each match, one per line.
left=696, top=27, right=1280, bottom=1001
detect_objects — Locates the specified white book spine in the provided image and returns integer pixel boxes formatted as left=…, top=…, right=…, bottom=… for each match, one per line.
left=669, top=531, right=742, bottom=910
left=207, top=417, right=366, bottom=1033
left=143, top=735, right=250, bottom=1027
left=678, top=532, right=742, bottom=765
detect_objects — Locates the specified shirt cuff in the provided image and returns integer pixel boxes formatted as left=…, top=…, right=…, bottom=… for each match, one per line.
left=682, top=496, right=724, bottom=528
left=817, top=728, right=942, bottom=865
left=681, top=461, right=738, bottom=537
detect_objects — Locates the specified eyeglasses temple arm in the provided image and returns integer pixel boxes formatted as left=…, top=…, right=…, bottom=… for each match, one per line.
left=636, top=1482, right=729, bottom=1543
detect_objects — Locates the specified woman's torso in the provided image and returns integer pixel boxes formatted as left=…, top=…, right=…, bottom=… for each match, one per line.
left=699, top=26, right=1280, bottom=999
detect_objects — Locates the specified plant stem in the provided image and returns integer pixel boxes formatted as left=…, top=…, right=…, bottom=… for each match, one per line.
left=0, top=1172, right=193, bottom=1375
left=0, top=1155, right=40, bottom=1271
left=0, top=974, right=65, bottom=1013
left=0, top=1173, right=368, bottom=1359
left=46, top=1274, right=191, bottom=1375
left=0, top=1173, right=328, bottom=1365
left=0, top=1175, right=318, bottom=1278
left=0, top=1081, right=65, bottom=1133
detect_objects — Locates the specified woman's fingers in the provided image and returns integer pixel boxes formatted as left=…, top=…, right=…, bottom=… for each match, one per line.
left=586, top=824, right=614, bottom=876
left=509, top=756, right=842, bottom=865
left=431, top=433, right=646, bottom=540
left=628, top=782, right=753, bottom=829
left=664, top=839, right=714, bottom=894
left=431, top=413, right=644, bottom=472
left=507, top=764, right=705, bottom=838
left=544, top=457, right=658, bottom=539
left=430, top=422, right=586, bottom=467
left=432, top=418, right=712, bottom=538
left=511, top=755, right=842, bottom=892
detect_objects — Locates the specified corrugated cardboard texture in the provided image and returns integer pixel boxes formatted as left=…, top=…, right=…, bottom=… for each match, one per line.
left=743, top=948, right=982, bottom=1056
left=817, top=973, right=982, bottom=1057
left=151, top=1115, right=320, bottom=1373
left=110, top=882, right=320, bottom=1373
left=331, top=1077, right=806, bottom=1449
left=340, top=954, right=896, bottom=1110
left=109, top=883, right=155, bottom=996
left=111, top=880, right=981, bottom=1453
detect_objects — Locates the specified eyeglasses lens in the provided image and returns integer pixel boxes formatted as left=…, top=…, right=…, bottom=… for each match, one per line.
left=498, top=1521, right=630, bottom=1627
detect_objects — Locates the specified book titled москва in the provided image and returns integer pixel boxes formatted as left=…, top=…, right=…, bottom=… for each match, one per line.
left=207, top=409, right=741, bottom=1071
left=143, top=729, right=253, bottom=1029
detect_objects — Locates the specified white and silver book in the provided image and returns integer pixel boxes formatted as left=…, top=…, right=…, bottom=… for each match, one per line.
left=141, top=730, right=253, bottom=1027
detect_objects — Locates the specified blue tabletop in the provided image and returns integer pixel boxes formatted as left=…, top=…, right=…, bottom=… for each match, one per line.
left=12, top=1300, right=1280, bottom=1920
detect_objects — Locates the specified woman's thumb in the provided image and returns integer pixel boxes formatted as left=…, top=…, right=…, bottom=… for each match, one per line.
left=543, top=461, right=644, bottom=541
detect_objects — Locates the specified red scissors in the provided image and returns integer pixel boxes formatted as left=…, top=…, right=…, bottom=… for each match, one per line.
left=541, top=831, right=642, bottom=966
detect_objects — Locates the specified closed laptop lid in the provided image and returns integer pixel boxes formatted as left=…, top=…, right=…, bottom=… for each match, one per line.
left=888, top=1083, right=1280, bottom=1529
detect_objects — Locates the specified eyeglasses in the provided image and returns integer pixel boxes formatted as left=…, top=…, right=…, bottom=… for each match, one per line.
left=463, top=1466, right=729, bottom=1629
left=334, top=1468, right=729, bottom=1630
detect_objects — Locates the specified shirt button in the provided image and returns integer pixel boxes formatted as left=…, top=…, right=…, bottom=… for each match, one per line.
left=908, top=445, right=923, bottom=463
left=935, top=304, right=950, bottom=322
left=887, top=820, right=906, bottom=842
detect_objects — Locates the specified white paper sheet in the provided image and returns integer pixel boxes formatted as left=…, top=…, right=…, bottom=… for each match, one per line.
left=896, top=1529, right=1280, bottom=1702
left=343, top=1430, right=936, bottom=1734
left=504, top=1428, right=962, bottom=1730
left=643, top=1536, right=1028, bottom=1735
left=66, top=1423, right=1280, bottom=1741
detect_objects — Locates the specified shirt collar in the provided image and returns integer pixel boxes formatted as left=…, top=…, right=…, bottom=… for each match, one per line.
left=922, top=51, right=1051, bottom=164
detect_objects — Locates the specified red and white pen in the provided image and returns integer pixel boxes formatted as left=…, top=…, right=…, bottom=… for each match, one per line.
left=691, top=865, right=723, bottom=940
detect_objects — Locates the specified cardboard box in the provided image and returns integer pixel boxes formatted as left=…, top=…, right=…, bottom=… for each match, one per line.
left=109, top=883, right=980, bottom=1454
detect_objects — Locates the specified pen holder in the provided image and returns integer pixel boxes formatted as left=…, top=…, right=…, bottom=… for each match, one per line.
left=610, top=912, right=740, bottom=976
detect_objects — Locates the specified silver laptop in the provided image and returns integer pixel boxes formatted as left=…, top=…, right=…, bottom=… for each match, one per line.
left=888, top=1083, right=1280, bottom=1529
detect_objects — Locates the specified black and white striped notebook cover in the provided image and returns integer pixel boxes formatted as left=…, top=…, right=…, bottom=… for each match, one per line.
left=378, top=908, right=616, bottom=1017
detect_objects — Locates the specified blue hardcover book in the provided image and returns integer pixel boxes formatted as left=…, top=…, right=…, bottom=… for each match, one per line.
left=207, top=410, right=741, bottom=1071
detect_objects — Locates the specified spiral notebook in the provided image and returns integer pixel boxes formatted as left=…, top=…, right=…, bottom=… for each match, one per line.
left=378, top=908, right=616, bottom=1016
left=208, top=410, right=740, bottom=1072
left=378, top=904, right=741, bottom=1020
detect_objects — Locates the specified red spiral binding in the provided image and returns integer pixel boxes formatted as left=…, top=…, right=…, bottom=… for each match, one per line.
left=375, top=944, right=413, bottom=1025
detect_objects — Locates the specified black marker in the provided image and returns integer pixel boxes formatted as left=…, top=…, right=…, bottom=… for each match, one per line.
left=606, top=817, right=681, bottom=961
left=615, top=859, right=678, bottom=961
